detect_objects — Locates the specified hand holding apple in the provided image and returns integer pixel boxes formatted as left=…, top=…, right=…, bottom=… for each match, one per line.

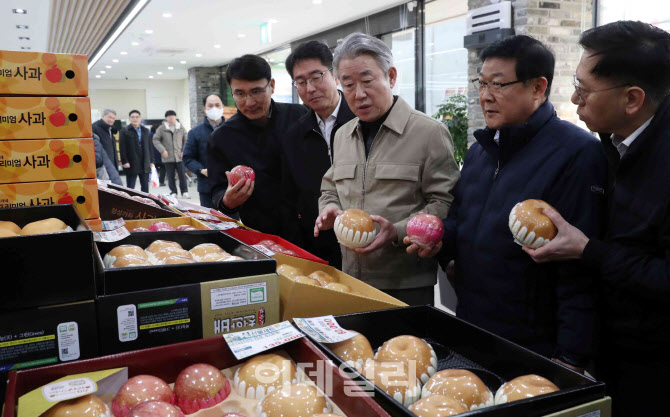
left=353, top=215, right=398, bottom=254
left=222, top=171, right=253, bottom=210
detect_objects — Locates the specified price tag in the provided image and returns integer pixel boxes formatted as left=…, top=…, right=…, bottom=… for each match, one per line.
left=42, top=377, right=97, bottom=402
left=101, top=218, right=125, bottom=231
left=293, top=315, right=357, bottom=343
left=223, top=321, right=304, bottom=360
left=93, top=227, right=130, bottom=243
left=211, top=221, right=238, bottom=231
left=252, top=244, right=275, bottom=256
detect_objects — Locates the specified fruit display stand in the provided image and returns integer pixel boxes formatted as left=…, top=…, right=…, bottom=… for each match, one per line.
left=97, top=186, right=179, bottom=220
left=274, top=254, right=406, bottom=320
left=308, top=306, right=608, bottom=417
left=3, top=335, right=392, bottom=417
left=224, top=227, right=329, bottom=264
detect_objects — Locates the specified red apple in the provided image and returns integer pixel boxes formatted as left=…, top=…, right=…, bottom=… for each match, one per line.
left=132, top=227, right=150, bottom=232
left=45, top=65, right=62, bottom=83
left=229, top=165, right=255, bottom=186
left=49, top=109, right=66, bottom=127
left=54, top=151, right=70, bottom=169
left=58, top=193, right=74, bottom=205
left=112, top=375, right=174, bottom=417
left=126, top=401, right=184, bottom=417
left=406, top=213, right=444, bottom=248
left=176, top=225, right=197, bottom=231
left=258, top=239, right=276, bottom=247
left=174, top=363, right=231, bottom=413
left=149, top=222, right=174, bottom=232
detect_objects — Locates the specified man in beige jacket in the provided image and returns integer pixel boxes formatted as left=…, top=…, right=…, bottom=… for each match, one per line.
left=315, top=33, right=460, bottom=305
left=153, top=110, right=190, bottom=198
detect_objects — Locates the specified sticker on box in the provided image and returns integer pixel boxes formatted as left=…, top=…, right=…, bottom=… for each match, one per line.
left=117, top=305, right=138, bottom=343
left=101, top=218, right=125, bottom=231
left=56, top=321, right=80, bottom=361
left=41, top=377, right=97, bottom=402
left=210, top=282, right=267, bottom=310
left=252, top=244, right=275, bottom=256
left=293, top=315, right=358, bottom=344
left=94, top=227, right=130, bottom=242
left=223, top=321, right=304, bottom=360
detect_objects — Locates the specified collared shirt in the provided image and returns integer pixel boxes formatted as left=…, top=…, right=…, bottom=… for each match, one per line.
left=207, top=118, right=223, bottom=130
left=316, top=95, right=342, bottom=154
left=134, top=126, right=142, bottom=144
left=611, top=116, right=654, bottom=158
left=493, top=130, right=500, bottom=145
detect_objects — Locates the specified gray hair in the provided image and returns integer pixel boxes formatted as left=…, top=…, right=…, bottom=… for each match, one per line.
left=333, top=33, right=394, bottom=78
left=102, top=109, right=116, bottom=116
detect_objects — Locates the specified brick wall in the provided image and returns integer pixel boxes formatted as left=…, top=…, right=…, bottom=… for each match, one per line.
left=188, top=66, right=222, bottom=128
left=467, top=0, right=593, bottom=139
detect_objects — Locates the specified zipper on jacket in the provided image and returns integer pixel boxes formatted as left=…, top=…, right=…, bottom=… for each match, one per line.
left=312, top=128, right=332, bottom=160
left=493, top=161, right=500, bottom=180
left=359, top=127, right=382, bottom=280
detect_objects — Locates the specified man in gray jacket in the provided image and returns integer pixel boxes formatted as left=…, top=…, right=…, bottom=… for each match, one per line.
left=153, top=110, right=190, bottom=198
left=315, top=33, right=460, bottom=305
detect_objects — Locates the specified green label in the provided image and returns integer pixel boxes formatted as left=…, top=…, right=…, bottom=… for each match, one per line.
left=13, top=357, right=58, bottom=370
left=249, top=287, right=266, bottom=304
left=138, top=297, right=188, bottom=309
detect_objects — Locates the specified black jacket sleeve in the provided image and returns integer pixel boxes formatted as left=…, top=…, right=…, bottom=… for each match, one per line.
left=118, top=129, right=129, bottom=165
left=92, top=134, right=103, bottom=168
left=207, top=127, right=235, bottom=213
left=183, top=133, right=204, bottom=174
left=279, top=139, right=303, bottom=246
left=545, top=139, right=608, bottom=367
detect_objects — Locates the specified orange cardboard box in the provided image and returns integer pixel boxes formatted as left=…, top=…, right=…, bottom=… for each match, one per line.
left=0, top=51, right=88, bottom=96
left=86, top=217, right=102, bottom=232
left=0, top=138, right=95, bottom=183
left=0, top=178, right=99, bottom=219
left=0, top=96, right=91, bottom=140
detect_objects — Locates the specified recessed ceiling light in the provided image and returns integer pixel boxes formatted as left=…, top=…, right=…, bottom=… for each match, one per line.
left=237, top=33, right=246, bottom=39
left=13, top=9, right=27, bottom=14
left=18, top=36, right=30, bottom=40
left=168, top=66, right=174, bottom=70
left=214, top=44, right=221, bottom=48
left=157, top=72, right=163, bottom=75
left=195, top=53, right=202, bottom=57
left=20, top=47, right=31, bottom=50
left=112, top=59, right=119, bottom=63
left=95, top=75, right=101, bottom=78
left=180, top=61, right=186, bottom=64
left=149, top=75, right=154, bottom=79
left=100, top=70, right=106, bottom=74
left=105, top=65, right=112, bottom=69
left=131, top=41, right=139, bottom=46
left=145, top=29, right=153, bottom=34
left=162, top=12, right=172, bottom=18
left=16, top=25, right=29, bottom=29
left=120, top=51, right=128, bottom=55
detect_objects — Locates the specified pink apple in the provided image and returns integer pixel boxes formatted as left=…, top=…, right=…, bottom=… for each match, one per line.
left=174, top=363, right=231, bottom=414
left=406, top=213, right=444, bottom=248
left=229, top=165, right=255, bottom=186
left=112, top=375, right=174, bottom=417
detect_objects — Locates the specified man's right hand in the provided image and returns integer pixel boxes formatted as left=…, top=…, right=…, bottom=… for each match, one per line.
left=123, top=163, right=130, bottom=168
left=314, top=206, right=342, bottom=237
left=162, top=150, right=169, bottom=159
left=221, top=171, right=254, bottom=209
left=201, top=168, right=208, bottom=177
left=404, top=236, right=443, bottom=258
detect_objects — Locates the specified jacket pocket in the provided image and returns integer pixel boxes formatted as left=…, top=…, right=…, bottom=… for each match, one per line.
left=375, top=164, right=420, bottom=181
left=333, top=164, right=356, bottom=181
left=332, top=164, right=357, bottom=206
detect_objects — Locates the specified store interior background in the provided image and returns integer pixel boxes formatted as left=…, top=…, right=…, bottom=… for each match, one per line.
left=3, top=0, right=667, bottom=312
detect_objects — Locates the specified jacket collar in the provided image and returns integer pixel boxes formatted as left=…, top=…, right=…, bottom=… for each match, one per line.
left=227, top=99, right=278, bottom=130
left=163, top=120, right=181, bottom=130
left=344, top=96, right=413, bottom=139
left=297, top=92, right=355, bottom=135
left=474, top=99, right=556, bottom=163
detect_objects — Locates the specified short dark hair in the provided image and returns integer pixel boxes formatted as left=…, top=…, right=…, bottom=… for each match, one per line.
left=285, top=41, right=333, bottom=78
left=165, top=110, right=177, bottom=117
left=129, top=109, right=141, bottom=117
left=226, top=54, right=271, bottom=85
left=580, top=21, right=670, bottom=105
left=202, top=93, right=223, bottom=106
left=480, top=35, right=555, bottom=97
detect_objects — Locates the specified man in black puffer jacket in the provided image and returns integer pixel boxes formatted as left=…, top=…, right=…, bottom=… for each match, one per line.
left=525, top=21, right=670, bottom=417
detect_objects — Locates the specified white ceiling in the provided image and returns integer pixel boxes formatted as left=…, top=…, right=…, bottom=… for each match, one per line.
left=90, top=0, right=408, bottom=81
left=0, top=0, right=51, bottom=53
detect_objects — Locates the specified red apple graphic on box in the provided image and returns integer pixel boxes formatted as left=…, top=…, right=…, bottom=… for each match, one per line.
left=54, top=151, right=70, bottom=169
left=58, top=193, right=74, bottom=205
left=49, top=109, right=66, bottom=127
left=229, top=165, right=255, bottom=186
left=45, top=65, right=62, bottom=83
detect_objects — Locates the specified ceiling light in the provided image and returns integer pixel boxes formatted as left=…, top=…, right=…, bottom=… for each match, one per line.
left=214, top=44, right=221, bottom=48
left=100, top=70, right=106, bottom=74
left=95, top=75, right=101, bottom=78
left=145, top=29, right=153, bottom=34
left=18, top=37, right=30, bottom=40
left=312, top=0, right=322, bottom=4
left=120, top=51, right=128, bottom=55
left=20, top=47, right=31, bottom=50
left=131, top=41, right=139, bottom=46
left=195, top=53, right=202, bottom=57
left=162, top=12, right=172, bottom=18
left=16, top=25, right=28, bottom=29
left=112, top=59, right=119, bottom=63
left=180, top=60, right=186, bottom=64
left=88, top=0, right=150, bottom=70
left=168, top=66, right=174, bottom=70
left=157, top=72, right=163, bottom=75
left=105, top=65, right=112, bottom=69
left=13, top=9, right=27, bottom=14
left=149, top=75, right=154, bottom=79
left=237, top=33, right=246, bottom=39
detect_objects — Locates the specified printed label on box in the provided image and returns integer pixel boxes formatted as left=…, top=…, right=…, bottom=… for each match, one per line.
left=56, top=321, right=80, bottom=361
left=117, top=305, right=138, bottom=342
left=101, top=218, right=125, bottom=231
left=252, top=244, right=275, bottom=256
left=577, top=412, right=601, bottom=417
left=94, top=227, right=130, bottom=242
left=223, top=321, right=304, bottom=360
left=210, top=283, right=267, bottom=310
left=41, top=377, right=97, bottom=402
left=293, top=315, right=357, bottom=344
left=210, top=221, right=238, bottom=230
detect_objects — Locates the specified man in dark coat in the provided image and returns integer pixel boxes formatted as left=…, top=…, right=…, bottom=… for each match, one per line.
left=208, top=55, right=308, bottom=235
left=184, top=93, right=225, bottom=208
left=92, top=109, right=119, bottom=172
left=119, top=109, right=154, bottom=192
left=408, top=35, right=608, bottom=371
left=525, top=21, right=670, bottom=417
left=281, top=41, right=356, bottom=268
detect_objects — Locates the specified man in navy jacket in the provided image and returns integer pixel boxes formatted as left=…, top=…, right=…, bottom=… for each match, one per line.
left=408, top=35, right=607, bottom=371
left=525, top=22, right=670, bottom=417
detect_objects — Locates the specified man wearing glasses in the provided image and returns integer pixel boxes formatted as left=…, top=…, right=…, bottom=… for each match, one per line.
left=524, top=22, right=670, bottom=417
left=280, top=41, right=356, bottom=268
left=208, top=54, right=307, bottom=234
left=409, top=35, right=607, bottom=370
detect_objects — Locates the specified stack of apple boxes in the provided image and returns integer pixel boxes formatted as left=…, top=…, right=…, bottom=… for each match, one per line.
left=0, top=50, right=100, bottom=224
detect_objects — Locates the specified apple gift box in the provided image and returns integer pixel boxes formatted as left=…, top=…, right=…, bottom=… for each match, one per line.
left=98, top=185, right=180, bottom=220
left=0, top=178, right=99, bottom=219
left=0, top=96, right=92, bottom=140
left=0, top=50, right=88, bottom=96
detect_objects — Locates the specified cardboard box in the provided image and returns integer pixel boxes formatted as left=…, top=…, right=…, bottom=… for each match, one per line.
left=543, top=396, right=611, bottom=417
left=0, top=301, right=99, bottom=373
left=123, top=216, right=210, bottom=231
left=0, top=96, right=92, bottom=140
left=0, top=178, right=99, bottom=219
left=274, top=254, right=406, bottom=321
left=0, top=51, right=88, bottom=96
left=96, top=274, right=280, bottom=355
left=4, top=336, right=391, bottom=417
left=224, top=228, right=329, bottom=264
left=98, top=186, right=180, bottom=220
left=0, top=138, right=95, bottom=183
left=85, top=217, right=102, bottom=232
left=312, top=306, right=607, bottom=417
left=0, top=205, right=96, bottom=311
left=95, top=230, right=277, bottom=294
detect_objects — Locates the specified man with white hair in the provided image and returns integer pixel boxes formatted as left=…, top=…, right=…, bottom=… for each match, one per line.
left=315, top=32, right=460, bottom=305
left=92, top=109, right=119, bottom=172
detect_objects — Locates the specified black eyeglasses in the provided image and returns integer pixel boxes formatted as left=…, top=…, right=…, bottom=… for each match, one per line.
left=471, top=78, right=524, bottom=95
left=292, top=69, right=332, bottom=91
left=232, top=80, right=271, bottom=102
left=573, top=74, right=628, bottom=102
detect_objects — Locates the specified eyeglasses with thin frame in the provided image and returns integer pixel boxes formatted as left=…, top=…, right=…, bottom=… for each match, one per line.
left=471, top=78, right=524, bottom=95
left=232, top=80, right=271, bottom=102
left=573, top=74, right=629, bottom=102
left=293, top=68, right=332, bottom=91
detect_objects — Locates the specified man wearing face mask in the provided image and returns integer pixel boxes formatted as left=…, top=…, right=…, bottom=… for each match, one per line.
left=184, top=93, right=226, bottom=208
